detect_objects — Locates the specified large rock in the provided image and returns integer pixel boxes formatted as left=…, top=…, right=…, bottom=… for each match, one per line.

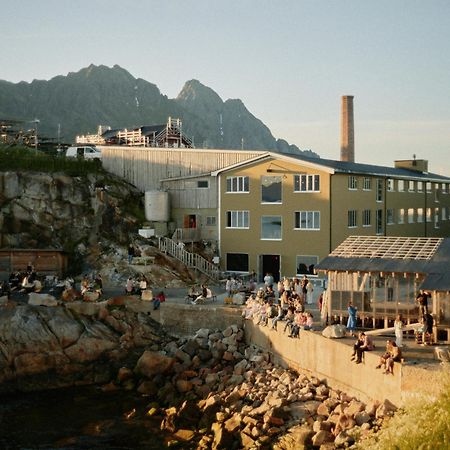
left=28, top=293, right=58, bottom=307
left=134, top=350, right=175, bottom=377
left=322, top=324, right=347, bottom=339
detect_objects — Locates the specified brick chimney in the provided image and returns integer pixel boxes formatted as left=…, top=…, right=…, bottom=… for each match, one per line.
left=340, top=95, right=354, bottom=162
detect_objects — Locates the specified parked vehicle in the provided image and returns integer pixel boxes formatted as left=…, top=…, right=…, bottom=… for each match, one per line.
left=65, top=145, right=101, bottom=160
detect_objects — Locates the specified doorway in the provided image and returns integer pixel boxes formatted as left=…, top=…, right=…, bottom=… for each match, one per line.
left=183, top=214, right=197, bottom=229
left=260, top=254, right=280, bottom=283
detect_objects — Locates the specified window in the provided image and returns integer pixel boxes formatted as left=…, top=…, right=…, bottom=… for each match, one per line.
left=363, top=209, right=371, bottom=227
left=442, top=183, right=448, bottom=194
left=417, top=208, right=424, bottom=223
left=387, top=179, right=394, bottom=192
left=426, top=208, right=432, bottom=222
left=426, top=182, right=432, bottom=193
left=296, top=255, right=318, bottom=275
left=376, top=209, right=383, bottom=234
left=434, top=208, right=440, bottom=229
left=261, top=176, right=282, bottom=203
left=408, top=208, right=414, bottom=223
left=348, top=210, right=357, bottom=228
left=417, top=181, right=423, bottom=192
left=206, top=216, right=216, bottom=226
left=398, top=208, right=405, bottom=224
left=435, top=184, right=439, bottom=202
left=261, top=216, right=282, bottom=240
left=442, top=207, right=447, bottom=221
left=376, top=179, right=383, bottom=202
left=294, top=174, right=320, bottom=192
left=348, top=176, right=358, bottom=190
left=409, top=180, right=415, bottom=192
left=294, top=211, right=320, bottom=230
left=226, top=176, right=249, bottom=193
left=363, top=177, right=372, bottom=190
left=387, top=208, right=394, bottom=225
left=226, top=211, right=249, bottom=228
left=398, top=180, right=405, bottom=192
left=226, top=253, right=249, bottom=272
left=197, top=180, right=209, bottom=188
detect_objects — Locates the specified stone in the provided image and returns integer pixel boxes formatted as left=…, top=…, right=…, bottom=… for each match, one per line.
left=195, top=328, right=210, bottom=338
left=321, top=324, right=347, bottom=339
left=376, top=399, right=398, bottom=418
left=355, top=411, right=371, bottom=426
left=174, top=349, right=192, bottom=365
left=240, top=432, right=256, bottom=449
left=345, top=400, right=365, bottom=417
left=211, top=421, right=235, bottom=450
left=334, top=430, right=354, bottom=447
left=181, top=339, right=200, bottom=357
left=173, top=429, right=195, bottom=441
left=224, top=414, right=241, bottom=433
left=134, top=350, right=175, bottom=377
left=311, top=430, right=334, bottom=446
left=28, top=293, right=58, bottom=307
left=316, top=403, right=330, bottom=417
left=176, top=379, right=193, bottom=393
left=117, top=366, right=134, bottom=383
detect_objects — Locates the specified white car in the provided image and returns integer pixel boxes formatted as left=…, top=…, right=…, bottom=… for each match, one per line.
left=65, top=145, right=102, bottom=160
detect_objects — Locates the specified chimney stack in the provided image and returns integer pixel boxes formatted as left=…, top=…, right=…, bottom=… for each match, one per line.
left=340, top=95, right=354, bottom=162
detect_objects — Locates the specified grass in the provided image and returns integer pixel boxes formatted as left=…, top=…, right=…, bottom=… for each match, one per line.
left=0, top=145, right=104, bottom=175
left=356, top=373, right=450, bottom=450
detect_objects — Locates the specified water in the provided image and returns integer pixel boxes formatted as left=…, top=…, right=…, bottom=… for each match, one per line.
left=0, top=386, right=178, bottom=450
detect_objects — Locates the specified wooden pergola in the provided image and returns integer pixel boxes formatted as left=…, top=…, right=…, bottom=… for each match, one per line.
left=317, top=236, right=450, bottom=342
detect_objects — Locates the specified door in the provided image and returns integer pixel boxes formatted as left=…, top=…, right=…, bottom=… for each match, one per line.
left=260, top=254, right=280, bottom=283
left=183, top=214, right=197, bottom=229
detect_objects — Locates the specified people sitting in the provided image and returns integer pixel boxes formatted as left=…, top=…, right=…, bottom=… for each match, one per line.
left=192, top=284, right=208, bottom=304
left=153, top=291, right=165, bottom=310
left=376, top=340, right=402, bottom=374
left=351, top=332, right=374, bottom=364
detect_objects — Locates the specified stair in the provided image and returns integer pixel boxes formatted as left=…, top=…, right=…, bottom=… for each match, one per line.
left=159, top=237, right=220, bottom=281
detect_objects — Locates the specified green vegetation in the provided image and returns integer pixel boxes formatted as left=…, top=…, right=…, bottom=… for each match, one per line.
left=0, top=145, right=104, bottom=175
left=357, top=376, right=450, bottom=450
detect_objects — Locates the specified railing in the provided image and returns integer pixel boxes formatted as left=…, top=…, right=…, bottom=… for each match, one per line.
left=159, top=237, right=220, bottom=281
left=171, top=228, right=201, bottom=242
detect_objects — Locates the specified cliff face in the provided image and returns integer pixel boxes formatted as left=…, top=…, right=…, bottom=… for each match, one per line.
left=0, top=171, right=143, bottom=270
left=0, top=65, right=318, bottom=157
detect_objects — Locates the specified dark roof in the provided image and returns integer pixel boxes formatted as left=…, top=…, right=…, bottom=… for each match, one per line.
left=284, top=153, right=450, bottom=182
left=141, top=125, right=165, bottom=135
left=316, top=237, right=450, bottom=291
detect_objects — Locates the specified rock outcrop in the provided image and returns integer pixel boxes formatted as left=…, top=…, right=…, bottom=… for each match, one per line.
left=0, top=299, right=166, bottom=393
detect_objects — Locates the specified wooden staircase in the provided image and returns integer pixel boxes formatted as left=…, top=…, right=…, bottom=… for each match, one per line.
left=158, top=236, right=220, bottom=281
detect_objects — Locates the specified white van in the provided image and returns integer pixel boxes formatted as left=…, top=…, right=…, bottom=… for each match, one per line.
left=66, top=145, right=102, bottom=160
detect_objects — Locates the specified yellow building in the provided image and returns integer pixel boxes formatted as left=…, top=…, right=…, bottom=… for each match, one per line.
left=213, top=153, right=450, bottom=282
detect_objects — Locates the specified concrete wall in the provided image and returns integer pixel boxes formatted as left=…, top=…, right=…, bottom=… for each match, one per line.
left=244, top=321, right=444, bottom=407
left=152, top=303, right=243, bottom=337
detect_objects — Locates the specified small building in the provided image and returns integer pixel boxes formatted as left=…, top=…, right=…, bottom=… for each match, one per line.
left=0, top=249, right=68, bottom=278
left=316, top=236, right=450, bottom=342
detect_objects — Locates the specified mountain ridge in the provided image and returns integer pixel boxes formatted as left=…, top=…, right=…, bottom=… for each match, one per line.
left=0, top=64, right=317, bottom=156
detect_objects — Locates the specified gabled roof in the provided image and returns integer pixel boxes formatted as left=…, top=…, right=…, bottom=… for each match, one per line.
left=317, top=236, right=450, bottom=291
left=211, top=151, right=450, bottom=182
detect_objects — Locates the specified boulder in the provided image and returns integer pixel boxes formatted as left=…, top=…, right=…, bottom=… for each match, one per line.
left=28, top=293, right=58, bottom=307
left=376, top=399, right=397, bottom=418
left=311, top=430, right=334, bottom=446
left=134, top=350, right=175, bottom=377
left=322, top=324, right=347, bottom=339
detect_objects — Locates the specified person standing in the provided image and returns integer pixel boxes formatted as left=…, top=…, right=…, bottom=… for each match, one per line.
left=306, top=279, right=314, bottom=305
left=347, top=301, right=357, bottom=336
left=128, top=244, right=135, bottom=264
left=394, top=314, right=404, bottom=347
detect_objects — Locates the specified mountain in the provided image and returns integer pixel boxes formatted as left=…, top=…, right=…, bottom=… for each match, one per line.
left=0, top=64, right=317, bottom=156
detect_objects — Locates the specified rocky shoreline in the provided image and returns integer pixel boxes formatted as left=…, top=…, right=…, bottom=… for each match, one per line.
left=111, top=325, right=397, bottom=449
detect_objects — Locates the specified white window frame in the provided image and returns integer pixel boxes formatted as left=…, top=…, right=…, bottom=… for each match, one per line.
left=409, top=180, right=415, bottom=192
left=407, top=208, right=414, bottom=224
left=434, top=208, right=440, bottom=229
left=398, top=180, right=405, bottom=192
left=417, top=181, right=424, bottom=193
left=348, top=176, right=358, bottom=190
left=426, top=208, right=432, bottom=222
left=197, top=180, right=209, bottom=189
left=387, top=179, right=395, bottom=192
left=363, top=177, right=372, bottom=191
left=206, top=216, right=216, bottom=226
left=261, top=215, right=282, bottom=240
left=362, top=209, right=371, bottom=227
left=226, top=210, right=249, bottom=229
left=441, top=207, right=446, bottom=221
left=226, top=176, right=249, bottom=193
left=348, top=210, right=357, bottom=228
left=376, top=179, right=383, bottom=202
left=293, top=174, right=320, bottom=193
left=398, top=208, right=405, bottom=224
left=261, top=176, right=282, bottom=204
left=294, top=211, right=320, bottom=230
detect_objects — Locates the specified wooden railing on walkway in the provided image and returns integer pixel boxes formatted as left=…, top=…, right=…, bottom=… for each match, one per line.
left=159, top=237, right=220, bottom=281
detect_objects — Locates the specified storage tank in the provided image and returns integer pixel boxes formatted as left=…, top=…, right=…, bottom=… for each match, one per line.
left=144, top=191, right=170, bottom=222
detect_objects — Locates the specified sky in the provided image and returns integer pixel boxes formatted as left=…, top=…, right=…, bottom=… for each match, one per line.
left=2, top=0, right=450, bottom=175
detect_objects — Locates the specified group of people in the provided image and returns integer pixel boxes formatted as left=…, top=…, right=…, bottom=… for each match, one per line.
left=242, top=277, right=315, bottom=339
left=125, top=275, right=165, bottom=309
left=7, top=263, right=42, bottom=295
left=187, top=284, right=212, bottom=304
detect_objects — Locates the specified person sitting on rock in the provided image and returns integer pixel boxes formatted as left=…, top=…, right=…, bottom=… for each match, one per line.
left=271, top=303, right=285, bottom=330
left=384, top=341, right=402, bottom=374
left=376, top=340, right=394, bottom=370
left=283, top=306, right=296, bottom=334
